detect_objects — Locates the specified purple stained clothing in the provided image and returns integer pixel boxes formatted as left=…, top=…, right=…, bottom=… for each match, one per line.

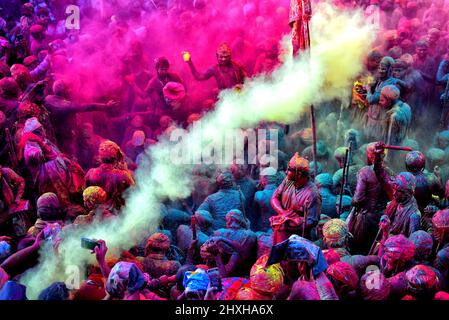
left=349, top=165, right=392, bottom=255
left=271, top=179, right=322, bottom=237
left=385, top=198, right=421, bottom=237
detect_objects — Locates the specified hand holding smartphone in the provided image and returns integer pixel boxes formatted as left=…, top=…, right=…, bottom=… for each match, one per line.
left=207, top=267, right=223, bottom=292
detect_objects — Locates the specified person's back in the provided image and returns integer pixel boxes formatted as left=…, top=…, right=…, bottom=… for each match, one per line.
left=198, top=188, right=244, bottom=230
left=254, top=184, right=277, bottom=231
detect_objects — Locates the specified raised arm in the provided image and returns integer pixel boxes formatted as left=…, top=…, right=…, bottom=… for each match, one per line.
left=185, top=55, right=215, bottom=82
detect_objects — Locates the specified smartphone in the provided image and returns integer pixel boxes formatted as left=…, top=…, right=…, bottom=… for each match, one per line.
left=81, top=237, right=100, bottom=250
left=207, top=268, right=223, bottom=292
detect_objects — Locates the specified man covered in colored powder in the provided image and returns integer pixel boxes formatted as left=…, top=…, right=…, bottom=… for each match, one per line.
left=85, top=140, right=134, bottom=211
left=184, top=43, right=248, bottom=91
left=348, top=142, right=393, bottom=255
left=270, top=153, right=321, bottom=244
left=289, top=0, right=312, bottom=56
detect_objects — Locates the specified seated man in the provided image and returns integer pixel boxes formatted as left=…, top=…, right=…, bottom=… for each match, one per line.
left=142, top=233, right=181, bottom=279
left=270, top=153, right=321, bottom=244
left=197, top=172, right=244, bottom=231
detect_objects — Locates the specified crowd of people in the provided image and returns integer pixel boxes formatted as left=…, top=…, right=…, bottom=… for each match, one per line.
left=0, top=0, right=449, bottom=301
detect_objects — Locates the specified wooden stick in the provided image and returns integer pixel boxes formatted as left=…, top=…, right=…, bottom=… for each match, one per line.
left=310, top=105, right=317, bottom=178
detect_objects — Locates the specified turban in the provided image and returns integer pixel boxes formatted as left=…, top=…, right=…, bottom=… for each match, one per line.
left=336, top=195, right=352, bottom=211
left=334, top=147, right=347, bottom=161
left=326, top=261, right=358, bottom=290
left=38, top=282, right=69, bottom=300
left=73, top=274, right=106, bottom=300
left=393, top=172, right=416, bottom=193
left=302, top=141, right=328, bottom=160
left=217, top=43, right=232, bottom=55
left=98, top=140, right=121, bottom=163
left=409, top=231, right=433, bottom=261
left=380, top=56, right=395, bottom=68
left=163, top=82, right=186, bottom=102
left=260, top=167, right=279, bottom=185
left=434, top=291, right=449, bottom=300
left=37, top=192, right=62, bottom=221
left=0, top=241, right=11, bottom=259
left=23, top=56, right=38, bottom=68
left=323, top=249, right=341, bottom=265
left=384, top=235, right=415, bottom=263
left=0, top=267, right=8, bottom=290
left=106, top=262, right=146, bottom=299
left=315, top=173, right=333, bottom=189
left=0, top=281, right=27, bottom=300
left=216, top=171, right=235, bottom=189
left=426, top=148, right=446, bottom=164
left=226, top=209, right=249, bottom=229
left=432, top=209, right=449, bottom=229
left=0, top=77, right=19, bottom=99
left=18, top=101, right=41, bottom=120
left=323, top=219, right=350, bottom=248
left=250, top=255, right=284, bottom=294
left=267, top=235, right=328, bottom=277
left=183, top=268, right=209, bottom=293
left=288, top=152, right=310, bottom=173
left=405, top=265, right=439, bottom=294
left=380, top=85, right=400, bottom=102
left=405, top=151, right=425, bottom=173
left=23, top=117, right=43, bottom=134
left=83, top=186, right=107, bottom=206
left=360, top=270, right=390, bottom=300
left=30, top=24, right=44, bottom=35
left=131, top=130, right=145, bottom=147
left=10, top=64, right=31, bottom=87
left=146, top=232, right=171, bottom=253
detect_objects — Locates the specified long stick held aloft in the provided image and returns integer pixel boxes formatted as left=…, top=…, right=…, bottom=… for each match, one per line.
left=310, top=105, right=317, bottom=178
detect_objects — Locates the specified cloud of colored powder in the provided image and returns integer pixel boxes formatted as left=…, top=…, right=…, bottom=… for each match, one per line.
left=20, top=2, right=375, bottom=299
